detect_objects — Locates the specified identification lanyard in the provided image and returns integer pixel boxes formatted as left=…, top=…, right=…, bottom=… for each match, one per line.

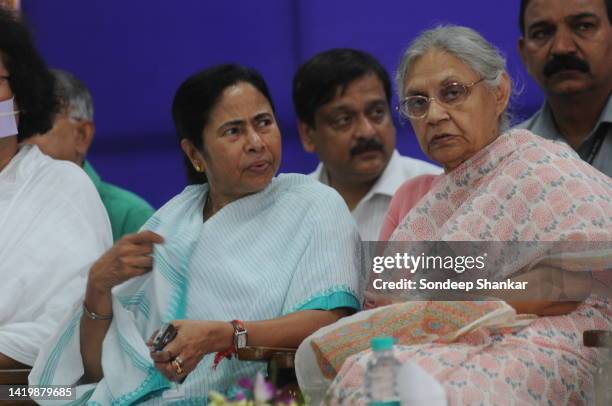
left=586, top=129, right=607, bottom=165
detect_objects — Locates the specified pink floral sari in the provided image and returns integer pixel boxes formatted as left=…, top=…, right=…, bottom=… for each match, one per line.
left=302, top=130, right=612, bottom=405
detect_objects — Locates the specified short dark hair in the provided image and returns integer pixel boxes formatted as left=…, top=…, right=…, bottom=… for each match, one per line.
left=519, top=0, right=612, bottom=35
left=292, top=48, right=391, bottom=128
left=0, top=7, right=57, bottom=140
left=172, top=64, right=275, bottom=184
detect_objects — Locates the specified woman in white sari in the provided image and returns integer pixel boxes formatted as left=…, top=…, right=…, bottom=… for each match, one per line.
left=0, top=7, right=111, bottom=369
left=30, top=64, right=363, bottom=404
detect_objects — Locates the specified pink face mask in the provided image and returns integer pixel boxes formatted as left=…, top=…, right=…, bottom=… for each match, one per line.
left=0, top=97, right=18, bottom=138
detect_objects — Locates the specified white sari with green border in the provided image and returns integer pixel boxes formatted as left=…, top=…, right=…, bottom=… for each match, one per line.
left=30, top=174, right=362, bottom=405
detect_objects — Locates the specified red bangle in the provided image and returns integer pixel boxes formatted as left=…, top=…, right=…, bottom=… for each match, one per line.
left=212, top=320, right=245, bottom=370
left=212, top=346, right=236, bottom=370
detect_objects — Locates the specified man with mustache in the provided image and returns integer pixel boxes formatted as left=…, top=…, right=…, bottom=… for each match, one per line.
left=517, top=0, right=612, bottom=177
left=293, top=49, right=440, bottom=240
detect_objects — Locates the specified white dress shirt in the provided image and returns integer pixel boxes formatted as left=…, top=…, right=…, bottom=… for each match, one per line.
left=515, top=95, right=612, bottom=178
left=310, top=150, right=442, bottom=240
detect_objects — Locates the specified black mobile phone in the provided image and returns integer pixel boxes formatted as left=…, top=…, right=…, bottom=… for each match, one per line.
left=152, top=323, right=177, bottom=351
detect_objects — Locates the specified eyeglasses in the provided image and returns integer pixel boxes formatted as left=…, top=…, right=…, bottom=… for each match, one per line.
left=396, top=78, right=485, bottom=119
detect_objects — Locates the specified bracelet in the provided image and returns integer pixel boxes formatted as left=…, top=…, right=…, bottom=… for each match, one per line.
left=83, top=302, right=113, bottom=320
left=212, top=346, right=236, bottom=370
left=230, top=319, right=248, bottom=352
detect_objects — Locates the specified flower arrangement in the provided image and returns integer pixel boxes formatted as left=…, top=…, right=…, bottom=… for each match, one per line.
left=208, top=372, right=304, bottom=405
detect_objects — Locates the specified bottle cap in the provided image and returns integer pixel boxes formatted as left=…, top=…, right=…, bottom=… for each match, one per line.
left=371, top=336, right=395, bottom=351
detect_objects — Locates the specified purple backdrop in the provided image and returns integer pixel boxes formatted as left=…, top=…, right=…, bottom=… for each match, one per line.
left=21, top=0, right=545, bottom=208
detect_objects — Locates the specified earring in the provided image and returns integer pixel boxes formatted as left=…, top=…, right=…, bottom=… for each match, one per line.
left=194, top=163, right=201, bottom=172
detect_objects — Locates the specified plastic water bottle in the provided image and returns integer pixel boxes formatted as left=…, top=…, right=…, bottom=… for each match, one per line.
left=584, top=330, right=612, bottom=406
left=364, top=336, right=401, bottom=406
left=594, top=348, right=612, bottom=406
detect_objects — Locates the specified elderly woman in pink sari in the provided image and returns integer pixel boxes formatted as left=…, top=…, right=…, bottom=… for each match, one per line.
left=295, top=25, right=612, bottom=405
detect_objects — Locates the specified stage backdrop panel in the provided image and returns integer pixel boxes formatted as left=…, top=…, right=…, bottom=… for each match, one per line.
left=22, top=0, right=543, bottom=208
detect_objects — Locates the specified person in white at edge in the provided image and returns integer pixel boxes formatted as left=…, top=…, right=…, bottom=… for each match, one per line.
left=0, top=7, right=111, bottom=368
left=293, top=48, right=441, bottom=241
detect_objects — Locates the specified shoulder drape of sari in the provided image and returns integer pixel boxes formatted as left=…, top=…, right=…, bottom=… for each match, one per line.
left=387, top=129, right=611, bottom=291
left=391, top=130, right=612, bottom=243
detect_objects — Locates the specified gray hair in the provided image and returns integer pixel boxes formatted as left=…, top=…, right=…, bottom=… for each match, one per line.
left=395, top=25, right=512, bottom=130
left=51, top=69, right=94, bottom=121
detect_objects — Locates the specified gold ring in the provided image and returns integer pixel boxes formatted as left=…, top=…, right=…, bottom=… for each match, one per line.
left=172, top=357, right=184, bottom=375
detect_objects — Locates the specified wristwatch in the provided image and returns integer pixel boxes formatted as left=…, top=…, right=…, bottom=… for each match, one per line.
left=230, top=319, right=248, bottom=351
